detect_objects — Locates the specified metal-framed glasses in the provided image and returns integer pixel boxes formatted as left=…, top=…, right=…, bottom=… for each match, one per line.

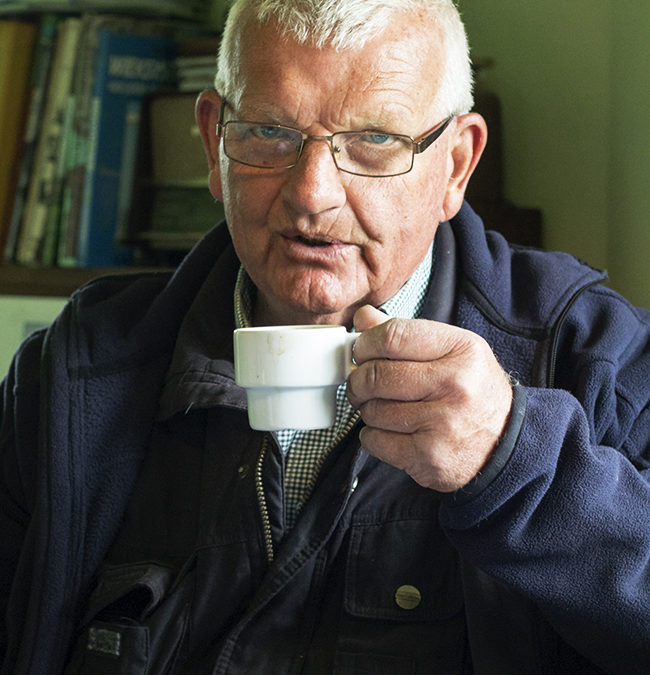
left=216, top=99, right=454, bottom=178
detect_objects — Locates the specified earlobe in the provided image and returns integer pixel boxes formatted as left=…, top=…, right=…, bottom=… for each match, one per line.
left=195, top=89, right=224, bottom=201
left=440, top=113, right=488, bottom=221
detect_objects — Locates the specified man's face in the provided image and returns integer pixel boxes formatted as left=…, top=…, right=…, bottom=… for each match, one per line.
left=213, top=16, right=464, bottom=327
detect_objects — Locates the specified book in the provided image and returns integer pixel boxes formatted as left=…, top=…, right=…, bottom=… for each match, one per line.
left=0, top=19, right=38, bottom=259
left=57, top=13, right=176, bottom=267
left=15, top=16, right=81, bottom=265
left=175, top=35, right=220, bottom=92
left=3, top=14, right=58, bottom=264
left=176, top=55, right=218, bottom=92
left=74, top=28, right=176, bottom=267
left=55, top=13, right=99, bottom=267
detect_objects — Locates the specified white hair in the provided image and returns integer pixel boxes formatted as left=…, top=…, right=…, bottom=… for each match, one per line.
left=215, top=0, right=474, bottom=118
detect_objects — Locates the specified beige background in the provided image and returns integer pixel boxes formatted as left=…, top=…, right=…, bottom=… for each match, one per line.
left=459, top=0, right=650, bottom=308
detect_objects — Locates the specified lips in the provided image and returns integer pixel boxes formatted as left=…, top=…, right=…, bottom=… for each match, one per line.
left=279, top=230, right=352, bottom=261
left=294, top=234, right=336, bottom=247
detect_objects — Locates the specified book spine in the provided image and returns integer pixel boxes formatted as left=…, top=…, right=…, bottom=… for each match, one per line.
left=76, top=29, right=176, bottom=267
left=3, top=14, right=58, bottom=263
left=0, top=19, right=38, bottom=259
left=15, top=16, right=81, bottom=265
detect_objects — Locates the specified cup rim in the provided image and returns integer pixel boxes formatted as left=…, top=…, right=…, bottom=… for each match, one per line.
left=234, top=324, right=347, bottom=333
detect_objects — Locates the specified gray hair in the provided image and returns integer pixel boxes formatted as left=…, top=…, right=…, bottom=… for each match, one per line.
left=214, top=0, right=474, bottom=118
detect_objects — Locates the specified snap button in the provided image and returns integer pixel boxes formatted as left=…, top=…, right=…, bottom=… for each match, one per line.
left=394, top=584, right=422, bottom=610
left=87, top=626, right=121, bottom=656
left=351, top=476, right=359, bottom=492
left=237, top=464, right=250, bottom=479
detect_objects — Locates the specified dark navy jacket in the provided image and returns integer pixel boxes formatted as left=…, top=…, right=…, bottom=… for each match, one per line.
left=2, top=203, right=650, bottom=673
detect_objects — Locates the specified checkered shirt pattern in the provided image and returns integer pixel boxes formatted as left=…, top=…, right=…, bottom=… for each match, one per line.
left=234, top=243, right=433, bottom=528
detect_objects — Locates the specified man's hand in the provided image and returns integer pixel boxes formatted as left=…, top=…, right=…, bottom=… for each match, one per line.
left=347, top=305, right=514, bottom=492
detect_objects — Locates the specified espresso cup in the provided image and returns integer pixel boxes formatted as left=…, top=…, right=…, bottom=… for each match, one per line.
left=233, top=325, right=357, bottom=431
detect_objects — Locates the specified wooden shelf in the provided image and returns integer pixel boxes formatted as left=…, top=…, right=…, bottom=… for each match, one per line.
left=0, top=264, right=168, bottom=297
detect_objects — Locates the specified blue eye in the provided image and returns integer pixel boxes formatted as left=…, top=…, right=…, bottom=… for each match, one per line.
left=364, top=132, right=395, bottom=145
left=252, top=125, right=295, bottom=141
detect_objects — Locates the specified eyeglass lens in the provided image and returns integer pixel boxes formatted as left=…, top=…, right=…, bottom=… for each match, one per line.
left=223, top=122, right=414, bottom=176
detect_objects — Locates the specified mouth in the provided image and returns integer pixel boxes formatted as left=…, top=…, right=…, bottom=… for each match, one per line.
left=293, top=234, right=336, bottom=248
left=279, top=230, right=353, bottom=261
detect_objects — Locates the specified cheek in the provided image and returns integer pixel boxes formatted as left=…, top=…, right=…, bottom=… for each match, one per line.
left=353, top=174, right=439, bottom=248
left=353, top=175, right=441, bottom=283
left=221, top=166, right=281, bottom=243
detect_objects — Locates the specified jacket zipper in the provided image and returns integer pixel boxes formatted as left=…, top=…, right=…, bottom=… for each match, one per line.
left=255, top=411, right=362, bottom=565
left=255, top=436, right=274, bottom=563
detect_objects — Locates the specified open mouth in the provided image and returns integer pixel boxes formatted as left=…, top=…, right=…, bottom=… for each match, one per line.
left=294, top=235, right=335, bottom=247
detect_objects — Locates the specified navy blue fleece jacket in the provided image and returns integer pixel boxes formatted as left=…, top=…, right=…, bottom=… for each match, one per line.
left=1, top=203, right=649, bottom=673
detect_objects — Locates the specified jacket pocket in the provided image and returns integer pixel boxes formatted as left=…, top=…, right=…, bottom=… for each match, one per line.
left=64, top=561, right=192, bottom=675
left=336, top=517, right=467, bottom=674
left=345, top=517, right=462, bottom=621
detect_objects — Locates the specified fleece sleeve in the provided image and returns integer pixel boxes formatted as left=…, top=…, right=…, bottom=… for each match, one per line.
left=0, top=330, right=44, bottom=668
left=439, top=289, right=650, bottom=674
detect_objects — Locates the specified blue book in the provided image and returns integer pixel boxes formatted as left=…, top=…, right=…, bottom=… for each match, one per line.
left=76, top=28, right=176, bottom=267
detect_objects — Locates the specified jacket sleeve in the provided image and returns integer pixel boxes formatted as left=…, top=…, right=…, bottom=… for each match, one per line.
left=439, top=285, right=650, bottom=673
left=0, top=330, right=45, bottom=669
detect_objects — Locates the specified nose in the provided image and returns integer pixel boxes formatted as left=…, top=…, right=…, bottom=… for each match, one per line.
left=281, top=137, right=347, bottom=217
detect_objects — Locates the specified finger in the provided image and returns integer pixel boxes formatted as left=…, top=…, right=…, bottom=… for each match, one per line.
left=358, top=426, right=444, bottom=490
left=347, top=358, right=459, bottom=407
left=356, top=398, right=450, bottom=434
left=357, top=397, right=502, bottom=449
left=359, top=425, right=415, bottom=473
left=353, top=304, right=390, bottom=332
left=358, top=426, right=487, bottom=492
left=352, top=315, right=477, bottom=366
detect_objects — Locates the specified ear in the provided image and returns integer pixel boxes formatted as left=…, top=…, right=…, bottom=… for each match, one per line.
left=195, top=89, right=224, bottom=201
left=440, top=112, right=488, bottom=221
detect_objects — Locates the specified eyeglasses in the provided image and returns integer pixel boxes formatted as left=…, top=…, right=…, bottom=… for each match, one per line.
left=216, top=99, right=453, bottom=178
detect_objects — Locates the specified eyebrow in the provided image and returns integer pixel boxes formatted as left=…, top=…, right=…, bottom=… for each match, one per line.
left=235, top=103, right=287, bottom=123
left=237, top=110, right=403, bottom=136
left=232, top=96, right=410, bottom=135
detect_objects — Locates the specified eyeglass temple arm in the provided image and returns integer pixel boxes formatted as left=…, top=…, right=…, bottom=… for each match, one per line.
left=216, top=98, right=228, bottom=136
left=413, top=116, right=454, bottom=155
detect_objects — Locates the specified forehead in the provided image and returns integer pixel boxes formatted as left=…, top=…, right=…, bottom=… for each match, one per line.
left=231, top=15, right=444, bottom=128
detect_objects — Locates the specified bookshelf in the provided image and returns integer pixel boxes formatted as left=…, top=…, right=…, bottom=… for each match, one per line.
left=0, top=0, right=226, bottom=298
left=0, top=263, right=170, bottom=297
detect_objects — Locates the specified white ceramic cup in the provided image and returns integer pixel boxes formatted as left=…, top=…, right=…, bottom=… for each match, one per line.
left=233, top=325, right=357, bottom=431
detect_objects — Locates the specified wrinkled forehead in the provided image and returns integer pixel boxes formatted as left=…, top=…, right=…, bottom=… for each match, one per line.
left=228, top=12, right=446, bottom=122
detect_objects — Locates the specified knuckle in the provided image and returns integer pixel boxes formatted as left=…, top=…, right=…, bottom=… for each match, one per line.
left=347, top=360, right=382, bottom=404
left=358, top=399, right=378, bottom=425
left=382, top=318, right=410, bottom=356
left=363, top=400, right=415, bottom=433
left=364, top=360, right=383, bottom=391
left=449, top=368, right=475, bottom=404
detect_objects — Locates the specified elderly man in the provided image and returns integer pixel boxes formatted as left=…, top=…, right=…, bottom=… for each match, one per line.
left=2, top=1, right=649, bottom=673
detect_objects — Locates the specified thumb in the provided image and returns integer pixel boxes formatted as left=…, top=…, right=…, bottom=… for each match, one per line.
left=353, top=304, right=390, bottom=332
